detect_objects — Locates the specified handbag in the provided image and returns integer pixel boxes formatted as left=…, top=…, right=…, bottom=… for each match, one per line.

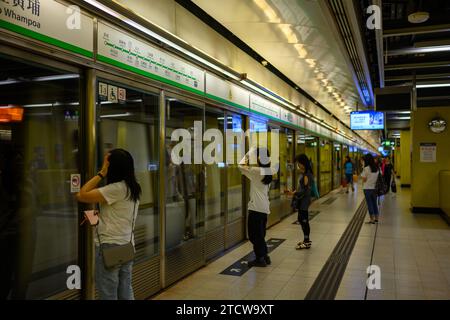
left=97, top=202, right=137, bottom=269
left=291, top=190, right=306, bottom=209
left=375, top=171, right=388, bottom=196
left=391, top=179, right=397, bottom=193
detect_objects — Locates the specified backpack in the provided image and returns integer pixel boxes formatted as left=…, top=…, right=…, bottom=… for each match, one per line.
left=310, top=177, right=320, bottom=199
left=375, top=171, right=387, bottom=196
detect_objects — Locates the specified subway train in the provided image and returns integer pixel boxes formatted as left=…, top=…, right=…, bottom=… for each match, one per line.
left=0, top=1, right=373, bottom=300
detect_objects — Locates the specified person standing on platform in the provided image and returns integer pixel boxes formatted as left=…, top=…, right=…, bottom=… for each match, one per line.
left=76, top=149, right=141, bottom=300
left=384, top=156, right=395, bottom=195
left=239, top=147, right=273, bottom=267
left=287, top=154, right=313, bottom=250
left=361, top=154, right=380, bottom=224
left=344, top=156, right=355, bottom=193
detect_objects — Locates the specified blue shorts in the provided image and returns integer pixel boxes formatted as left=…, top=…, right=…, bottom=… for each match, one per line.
left=345, top=174, right=353, bottom=184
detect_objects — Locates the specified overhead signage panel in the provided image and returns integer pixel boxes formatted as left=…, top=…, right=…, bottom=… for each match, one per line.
left=97, top=21, right=205, bottom=95
left=250, top=94, right=280, bottom=119
left=0, top=0, right=93, bottom=58
left=205, top=72, right=249, bottom=110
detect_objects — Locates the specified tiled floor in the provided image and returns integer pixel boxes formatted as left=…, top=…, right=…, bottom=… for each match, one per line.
left=153, top=183, right=450, bottom=300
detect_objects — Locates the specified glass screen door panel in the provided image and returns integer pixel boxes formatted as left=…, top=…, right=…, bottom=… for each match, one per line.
left=204, top=108, right=225, bottom=232
left=319, top=139, right=332, bottom=195
left=226, top=113, right=244, bottom=222
left=0, top=55, right=80, bottom=299
left=97, top=81, right=160, bottom=261
left=165, top=99, right=204, bottom=249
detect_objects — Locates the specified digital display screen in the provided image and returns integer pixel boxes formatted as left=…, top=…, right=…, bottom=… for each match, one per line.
left=350, top=111, right=384, bottom=130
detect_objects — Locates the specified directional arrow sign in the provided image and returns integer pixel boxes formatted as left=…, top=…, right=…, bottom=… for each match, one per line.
left=230, top=269, right=241, bottom=273
left=240, top=261, right=248, bottom=265
left=267, top=244, right=274, bottom=248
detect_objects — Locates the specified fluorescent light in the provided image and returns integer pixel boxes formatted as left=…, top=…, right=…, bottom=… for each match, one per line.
left=416, top=83, right=450, bottom=88
left=100, top=112, right=132, bottom=118
left=0, top=79, right=20, bottom=85
left=33, top=74, right=79, bottom=82
left=23, top=103, right=53, bottom=107
left=390, top=116, right=411, bottom=120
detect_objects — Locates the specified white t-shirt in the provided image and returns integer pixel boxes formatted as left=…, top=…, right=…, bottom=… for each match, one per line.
left=96, top=181, right=139, bottom=246
left=361, top=166, right=379, bottom=190
left=239, top=166, right=271, bottom=214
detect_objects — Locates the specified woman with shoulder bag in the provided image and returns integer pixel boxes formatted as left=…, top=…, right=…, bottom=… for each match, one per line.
left=361, top=154, right=380, bottom=224
left=286, top=154, right=313, bottom=250
left=76, top=149, right=141, bottom=300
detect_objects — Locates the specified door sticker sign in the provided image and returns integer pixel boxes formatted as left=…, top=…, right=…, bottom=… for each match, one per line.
left=71, top=174, right=81, bottom=193
left=107, top=85, right=118, bottom=103
left=118, top=87, right=126, bottom=102
left=99, top=82, right=107, bottom=99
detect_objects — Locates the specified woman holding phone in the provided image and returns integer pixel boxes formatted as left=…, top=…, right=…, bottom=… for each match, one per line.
left=76, top=149, right=141, bottom=300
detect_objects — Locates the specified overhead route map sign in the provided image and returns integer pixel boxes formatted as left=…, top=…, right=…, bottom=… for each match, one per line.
left=0, top=0, right=94, bottom=58
left=97, top=21, right=205, bottom=96
left=250, top=94, right=280, bottom=120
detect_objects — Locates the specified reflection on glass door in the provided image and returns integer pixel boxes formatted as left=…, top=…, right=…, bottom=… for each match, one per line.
left=279, top=128, right=294, bottom=218
left=333, top=143, right=342, bottom=189
left=268, top=124, right=281, bottom=226
left=304, top=135, right=319, bottom=185
left=165, top=99, right=204, bottom=249
left=226, top=113, right=244, bottom=223
left=97, top=81, right=159, bottom=262
left=319, top=139, right=332, bottom=195
left=204, top=108, right=225, bottom=232
left=0, top=55, right=79, bottom=299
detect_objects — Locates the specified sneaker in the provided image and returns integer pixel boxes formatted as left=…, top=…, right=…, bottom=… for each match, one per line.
left=248, top=258, right=267, bottom=268
left=295, top=241, right=312, bottom=250
left=264, top=255, right=271, bottom=265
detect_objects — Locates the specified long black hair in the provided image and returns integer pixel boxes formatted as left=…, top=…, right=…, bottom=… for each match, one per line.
left=364, top=153, right=378, bottom=173
left=295, top=154, right=313, bottom=174
left=106, top=148, right=141, bottom=202
left=256, top=147, right=273, bottom=185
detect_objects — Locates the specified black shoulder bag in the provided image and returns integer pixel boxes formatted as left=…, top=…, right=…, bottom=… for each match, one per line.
left=96, top=201, right=137, bottom=269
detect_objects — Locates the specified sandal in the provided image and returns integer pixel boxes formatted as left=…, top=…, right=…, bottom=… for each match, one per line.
left=296, top=241, right=312, bottom=250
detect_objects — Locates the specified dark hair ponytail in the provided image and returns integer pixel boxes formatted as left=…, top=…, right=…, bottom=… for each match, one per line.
left=364, top=154, right=378, bottom=173
left=256, top=148, right=273, bottom=185
left=106, top=148, right=141, bottom=202
left=295, top=154, right=313, bottom=174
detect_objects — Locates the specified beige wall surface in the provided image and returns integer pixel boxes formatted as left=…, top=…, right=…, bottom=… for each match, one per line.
left=411, top=107, right=450, bottom=209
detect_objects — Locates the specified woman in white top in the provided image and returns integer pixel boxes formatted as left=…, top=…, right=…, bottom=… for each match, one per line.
left=239, top=147, right=272, bottom=268
left=361, top=153, right=380, bottom=224
left=76, top=149, right=141, bottom=300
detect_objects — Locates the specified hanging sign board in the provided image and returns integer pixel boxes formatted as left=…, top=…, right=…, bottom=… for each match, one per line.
left=0, top=0, right=94, bottom=58
left=97, top=21, right=205, bottom=95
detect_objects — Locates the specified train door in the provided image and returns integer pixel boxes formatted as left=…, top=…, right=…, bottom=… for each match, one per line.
left=0, top=53, right=81, bottom=299
left=96, top=77, right=160, bottom=299
left=267, top=123, right=281, bottom=227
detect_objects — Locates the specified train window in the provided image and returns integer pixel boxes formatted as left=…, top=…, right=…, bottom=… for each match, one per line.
left=97, top=81, right=160, bottom=261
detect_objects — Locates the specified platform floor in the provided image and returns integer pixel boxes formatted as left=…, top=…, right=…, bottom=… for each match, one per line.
left=153, top=182, right=450, bottom=300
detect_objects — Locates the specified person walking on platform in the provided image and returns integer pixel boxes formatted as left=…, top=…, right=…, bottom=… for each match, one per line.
left=361, top=154, right=380, bottom=224
left=76, top=149, right=141, bottom=300
left=383, top=156, right=395, bottom=195
left=287, top=154, right=313, bottom=250
left=239, top=147, right=273, bottom=267
left=344, top=156, right=355, bottom=193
